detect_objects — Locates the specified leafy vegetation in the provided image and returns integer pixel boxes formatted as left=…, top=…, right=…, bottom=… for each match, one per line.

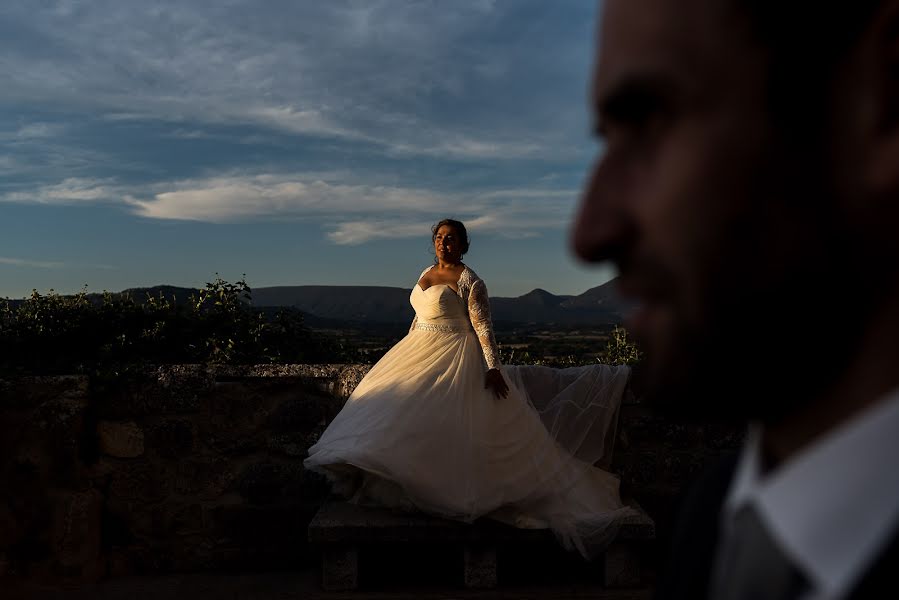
left=0, top=274, right=361, bottom=378
left=601, top=325, right=644, bottom=365
left=0, top=275, right=641, bottom=378
left=498, top=325, right=643, bottom=367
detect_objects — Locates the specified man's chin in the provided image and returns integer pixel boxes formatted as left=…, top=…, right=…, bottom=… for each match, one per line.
left=634, top=333, right=819, bottom=426
left=638, top=364, right=749, bottom=424
left=632, top=334, right=761, bottom=424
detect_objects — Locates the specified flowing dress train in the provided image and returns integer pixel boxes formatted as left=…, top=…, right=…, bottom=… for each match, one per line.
left=304, top=265, right=635, bottom=557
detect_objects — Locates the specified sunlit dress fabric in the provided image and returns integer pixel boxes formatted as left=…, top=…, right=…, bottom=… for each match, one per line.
left=304, top=265, right=635, bottom=558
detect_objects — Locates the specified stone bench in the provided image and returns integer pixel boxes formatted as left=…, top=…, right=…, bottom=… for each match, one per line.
left=307, top=498, right=655, bottom=591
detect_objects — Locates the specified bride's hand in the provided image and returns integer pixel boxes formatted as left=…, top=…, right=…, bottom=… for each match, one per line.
left=485, top=368, right=509, bottom=399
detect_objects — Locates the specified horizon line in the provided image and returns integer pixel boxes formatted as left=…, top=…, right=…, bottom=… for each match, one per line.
left=1, top=279, right=617, bottom=302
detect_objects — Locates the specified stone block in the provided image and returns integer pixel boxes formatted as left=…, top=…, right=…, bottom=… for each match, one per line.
left=4, top=395, right=89, bottom=490
left=1, top=460, right=53, bottom=557
left=94, top=365, right=210, bottom=418
left=233, top=460, right=304, bottom=505
left=106, top=460, right=167, bottom=504
left=267, top=429, right=327, bottom=459
left=297, top=466, right=332, bottom=503
left=170, top=535, right=216, bottom=571
left=200, top=385, right=271, bottom=454
left=172, top=457, right=235, bottom=498
left=51, top=489, right=103, bottom=582
left=464, top=544, right=497, bottom=588
left=113, top=542, right=173, bottom=575
left=159, top=392, right=204, bottom=414
left=97, top=421, right=144, bottom=458
left=7, top=443, right=50, bottom=492
left=210, top=502, right=310, bottom=550
left=168, top=502, right=205, bottom=535
left=604, top=543, right=642, bottom=588
left=106, top=547, right=133, bottom=577
left=266, top=432, right=308, bottom=457
left=335, top=365, right=371, bottom=399
left=36, top=396, right=87, bottom=449
left=95, top=384, right=202, bottom=418
left=322, top=545, right=358, bottom=591
left=704, top=423, right=746, bottom=449
left=266, top=392, right=338, bottom=434
left=146, top=419, right=194, bottom=458
left=108, top=501, right=160, bottom=540
left=0, top=375, right=89, bottom=410
left=0, top=501, right=22, bottom=552
left=124, top=498, right=213, bottom=540
left=155, top=364, right=214, bottom=392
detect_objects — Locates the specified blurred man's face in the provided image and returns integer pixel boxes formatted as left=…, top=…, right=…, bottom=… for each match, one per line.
left=573, top=0, right=858, bottom=419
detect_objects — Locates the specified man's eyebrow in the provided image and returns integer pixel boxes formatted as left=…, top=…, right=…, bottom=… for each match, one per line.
left=594, top=74, right=674, bottom=132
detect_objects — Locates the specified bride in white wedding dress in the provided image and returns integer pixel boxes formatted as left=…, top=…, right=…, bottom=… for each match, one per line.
left=304, top=219, right=636, bottom=558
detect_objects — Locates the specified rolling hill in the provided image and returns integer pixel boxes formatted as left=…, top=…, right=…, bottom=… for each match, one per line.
left=4, top=280, right=634, bottom=326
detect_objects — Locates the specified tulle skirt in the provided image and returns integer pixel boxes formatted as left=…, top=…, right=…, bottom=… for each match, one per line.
left=304, top=324, right=635, bottom=558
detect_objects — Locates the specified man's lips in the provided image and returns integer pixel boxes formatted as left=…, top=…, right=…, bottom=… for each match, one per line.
left=616, top=276, right=670, bottom=338
left=624, top=301, right=654, bottom=334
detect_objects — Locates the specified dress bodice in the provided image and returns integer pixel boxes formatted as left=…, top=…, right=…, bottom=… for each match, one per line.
left=408, top=264, right=502, bottom=370
left=410, top=284, right=470, bottom=324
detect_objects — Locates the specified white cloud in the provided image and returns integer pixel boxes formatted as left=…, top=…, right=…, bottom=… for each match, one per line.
left=0, top=154, right=17, bottom=174
left=326, top=214, right=548, bottom=245
left=2, top=178, right=118, bottom=204
left=0, top=256, right=118, bottom=270
left=163, top=129, right=215, bottom=140
left=327, top=201, right=572, bottom=245
left=1, top=169, right=579, bottom=241
left=327, top=220, right=434, bottom=245
left=246, top=106, right=362, bottom=141
left=481, top=188, right=578, bottom=200
left=0, top=256, right=66, bottom=269
left=123, top=174, right=455, bottom=222
left=388, top=135, right=543, bottom=160
left=0, top=122, right=66, bottom=143
left=0, top=1, right=593, bottom=161
left=14, top=122, right=63, bottom=139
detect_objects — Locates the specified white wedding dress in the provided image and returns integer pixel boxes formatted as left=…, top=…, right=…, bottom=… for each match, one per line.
left=304, top=265, right=636, bottom=558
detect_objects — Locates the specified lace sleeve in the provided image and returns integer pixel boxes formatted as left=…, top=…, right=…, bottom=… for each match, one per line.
left=468, top=278, right=501, bottom=370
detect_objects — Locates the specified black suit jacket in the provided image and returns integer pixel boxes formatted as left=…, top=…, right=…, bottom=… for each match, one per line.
left=654, top=452, right=899, bottom=600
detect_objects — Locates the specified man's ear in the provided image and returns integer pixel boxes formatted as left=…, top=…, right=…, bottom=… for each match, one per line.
left=864, top=0, right=899, bottom=196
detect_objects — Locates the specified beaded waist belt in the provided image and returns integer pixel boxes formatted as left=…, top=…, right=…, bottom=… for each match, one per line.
left=415, top=320, right=473, bottom=334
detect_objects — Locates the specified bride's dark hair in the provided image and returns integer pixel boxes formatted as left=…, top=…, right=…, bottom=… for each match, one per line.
left=431, top=218, right=470, bottom=261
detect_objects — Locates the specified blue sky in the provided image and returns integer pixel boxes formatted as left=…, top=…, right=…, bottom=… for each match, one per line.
left=1, top=0, right=615, bottom=300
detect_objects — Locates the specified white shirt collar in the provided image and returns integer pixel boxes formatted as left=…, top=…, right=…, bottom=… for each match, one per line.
left=723, top=388, right=899, bottom=599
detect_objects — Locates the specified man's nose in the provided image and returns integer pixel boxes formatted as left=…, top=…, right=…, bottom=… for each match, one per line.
left=570, top=158, right=634, bottom=264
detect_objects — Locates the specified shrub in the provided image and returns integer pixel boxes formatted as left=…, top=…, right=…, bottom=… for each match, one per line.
left=498, top=325, right=643, bottom=368
left=601, top=325, right=643, bottom=366
left=0, top=274, right=360, bottom=378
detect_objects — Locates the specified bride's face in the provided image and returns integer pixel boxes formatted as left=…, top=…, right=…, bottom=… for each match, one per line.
left=434, top=225, right=463, bottom=263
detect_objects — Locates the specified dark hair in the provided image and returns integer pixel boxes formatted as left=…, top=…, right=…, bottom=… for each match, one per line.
left=431, top=219, right=470, bottom=259
left=733, top=1, right=883, bottom=142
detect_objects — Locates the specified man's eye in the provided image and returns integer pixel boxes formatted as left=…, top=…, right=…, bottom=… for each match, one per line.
left=617, top=108, right=664, bottom=141
left=599, top=84, right=672, bottom=147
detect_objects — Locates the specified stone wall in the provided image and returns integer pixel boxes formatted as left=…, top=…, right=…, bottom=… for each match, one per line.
left=0, top=365, right=743, bottom=583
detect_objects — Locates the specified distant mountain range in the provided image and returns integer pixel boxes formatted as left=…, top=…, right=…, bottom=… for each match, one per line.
left=4, top=281, right=634, bottom=326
